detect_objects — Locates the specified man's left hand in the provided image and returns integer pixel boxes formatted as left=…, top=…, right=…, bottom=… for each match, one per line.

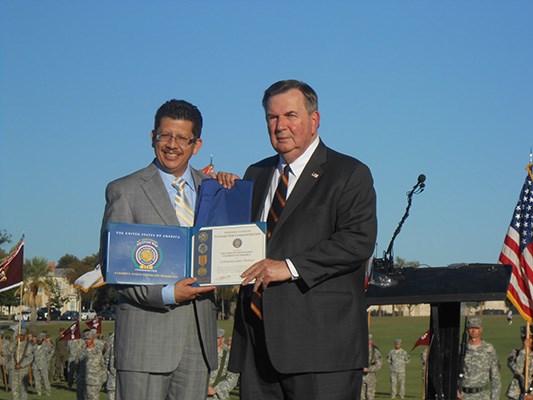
left=241, top=258, right=292, bottom=292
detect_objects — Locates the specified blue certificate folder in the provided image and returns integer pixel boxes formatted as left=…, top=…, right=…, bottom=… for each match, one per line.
left=106, top=222, right=191, bottom=285
left=106, top=178, right=258, bottom=286
left=194, top=179, right=253, bottom=226
left=105, top=222, right=266, bottom=286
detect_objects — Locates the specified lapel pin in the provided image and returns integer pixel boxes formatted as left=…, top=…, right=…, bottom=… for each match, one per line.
left=311, top=172, right=319, bottom=179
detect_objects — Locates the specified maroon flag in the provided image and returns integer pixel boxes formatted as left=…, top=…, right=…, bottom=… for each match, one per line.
left=0, top=239, right=24, bottom=293
left=499, top=168, right=533, bottom=323
left=85, top=316, right=103, bottom=334
left=59, top=320, right=80, bottom=340
left=411, top=329, right=430, bottom=351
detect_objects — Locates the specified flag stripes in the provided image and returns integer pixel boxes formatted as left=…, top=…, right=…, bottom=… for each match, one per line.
left=499, top=171, right=533, bottom=323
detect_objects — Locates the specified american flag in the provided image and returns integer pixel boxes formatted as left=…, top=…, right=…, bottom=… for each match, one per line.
left=499, top=172, right=533, bottom=323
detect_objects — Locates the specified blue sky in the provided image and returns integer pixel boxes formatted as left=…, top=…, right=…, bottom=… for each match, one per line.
left=1, top=1, right=532, bottom=269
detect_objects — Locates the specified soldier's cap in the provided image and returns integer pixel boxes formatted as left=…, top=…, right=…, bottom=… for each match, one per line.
left=520, top=325, right=533, bottom=338
left=394, top=338, right=402, bottom=344
left=37, top=332, right=46, bottom=340
left=217, top=328, right=225, bottom=338
left=466, top=316, right=482, bottom=328
left=82, top=330, right=96, bottom=340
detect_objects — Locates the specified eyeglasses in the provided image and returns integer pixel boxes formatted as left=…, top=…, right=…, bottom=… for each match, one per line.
left=155, top=132, right=197, bottom=146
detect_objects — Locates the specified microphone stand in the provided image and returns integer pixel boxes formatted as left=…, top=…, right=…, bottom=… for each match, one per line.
left=370, top=175, right=425, bottom=286
left=383, top=178, right=425, bottom=273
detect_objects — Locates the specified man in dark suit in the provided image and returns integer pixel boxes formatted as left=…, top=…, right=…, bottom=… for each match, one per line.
left=100, top=99, right=217, bottom=400
left=222, top=80, right=377, bottom=399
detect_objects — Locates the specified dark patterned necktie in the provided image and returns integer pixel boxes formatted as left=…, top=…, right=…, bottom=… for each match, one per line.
left=251, top=165, right=290, bottom=320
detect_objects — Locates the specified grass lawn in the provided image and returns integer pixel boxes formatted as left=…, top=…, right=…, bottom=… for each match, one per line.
left=0, top=315, right=521, bottom=399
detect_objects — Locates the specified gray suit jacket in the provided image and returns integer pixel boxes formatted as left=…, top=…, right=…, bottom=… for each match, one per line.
left=100, top=161, right=217, bottom=373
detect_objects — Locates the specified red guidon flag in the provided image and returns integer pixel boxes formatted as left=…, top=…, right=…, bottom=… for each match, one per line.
left=86, top=316, right=104, bottom=334
left=411, top=329, right=430, bottom=351
left=59, top=320, right=80, bottom=340
left=201, top=158, right=214, bottom=175
left=500, top=167, right=533, bottom=323
left=0, top=238, right=24, bottom=293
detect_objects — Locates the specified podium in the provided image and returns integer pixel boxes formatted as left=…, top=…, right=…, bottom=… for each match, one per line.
left=365, top=263, right=512, bottom=399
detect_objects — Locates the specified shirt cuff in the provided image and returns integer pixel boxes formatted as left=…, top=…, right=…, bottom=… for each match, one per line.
left=162, top=284, right=177, bottom=305
left=285, top=259, right=299, bottom=280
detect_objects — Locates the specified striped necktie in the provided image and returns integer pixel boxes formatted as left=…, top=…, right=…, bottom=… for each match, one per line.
left=172, top=177, right=194, bottom=227
left=250, top=165, right=291, bottom=320
left=266, top=165, right=290, bottom=239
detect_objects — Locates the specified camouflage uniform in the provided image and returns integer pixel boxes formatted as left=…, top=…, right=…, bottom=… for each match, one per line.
left=460, top=341, right=501, bottom=400
left=506, top=347, right=533, bottom=399
left=76, top=331, right=107, bottom=400
left=361, top=340, right=383, bottom=400
left=3, top=335, right=34, bottom=400
left=32, top=333, right=55, bottom=396
left=0, top=334, right=12, bottom=389
left=67, top=338, right=85, bottom=388
left=207, top=329, right=239, bottom=400
left=53, top=334, right=68, bottom=381
left=387, top=340, right=410, bottom=399
left=103, top=333, right=116, bottom=400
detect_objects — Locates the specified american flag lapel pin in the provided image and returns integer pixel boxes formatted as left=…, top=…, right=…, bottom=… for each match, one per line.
left=311, top=172, right=319, bottom=179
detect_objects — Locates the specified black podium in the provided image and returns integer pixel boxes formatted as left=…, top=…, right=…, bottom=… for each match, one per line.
left=365, top=263, right=512, bottom=399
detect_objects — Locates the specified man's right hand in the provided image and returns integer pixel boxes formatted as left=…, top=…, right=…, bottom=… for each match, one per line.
left=215, top=172, right=240, bottom=189
left=174, top=277, right=215, bottom=303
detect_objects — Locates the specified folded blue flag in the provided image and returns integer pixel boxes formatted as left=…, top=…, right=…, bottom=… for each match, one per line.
left=194, top=179, right=253, bottom=226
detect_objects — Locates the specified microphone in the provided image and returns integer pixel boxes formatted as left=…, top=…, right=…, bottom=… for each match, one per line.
left=414, top=174, right=426, bottom=194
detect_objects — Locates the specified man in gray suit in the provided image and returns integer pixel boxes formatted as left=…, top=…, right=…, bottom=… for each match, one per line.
left=100, top=99, right=217, bottom=400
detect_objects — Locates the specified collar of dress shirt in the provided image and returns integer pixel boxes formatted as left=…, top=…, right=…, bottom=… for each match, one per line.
left=278, top=135, right=320, bottom=181
left=154, top=159, right=196, bottom=202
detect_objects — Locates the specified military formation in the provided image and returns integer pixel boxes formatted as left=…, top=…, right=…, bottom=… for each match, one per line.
left=361, top=316, right=532, bottom=400
left=0, top=327, right=116, bottom=400
left=0, top=324, right=239, bottom=400
left=5, top=315, right=533, bottom=399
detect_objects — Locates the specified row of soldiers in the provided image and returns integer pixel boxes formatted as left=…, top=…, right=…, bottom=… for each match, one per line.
left=0, top=327, right=116, bottom=400
left=362, top=316, right=533, bottom=400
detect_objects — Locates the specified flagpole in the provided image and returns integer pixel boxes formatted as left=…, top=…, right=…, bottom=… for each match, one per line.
left=526, top=321, right=531, bottom=395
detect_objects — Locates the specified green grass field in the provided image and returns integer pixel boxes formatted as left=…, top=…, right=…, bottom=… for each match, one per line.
left=0, top=316, right=522, bottom=399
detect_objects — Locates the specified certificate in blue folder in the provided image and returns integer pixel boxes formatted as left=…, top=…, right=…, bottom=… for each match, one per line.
left=106, top=178, right=263, bottom=286
left=105, top=222, right=266, bottom=286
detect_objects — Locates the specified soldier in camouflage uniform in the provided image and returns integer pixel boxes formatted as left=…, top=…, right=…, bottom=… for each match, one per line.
left=53, top=328, right=68, bottom=382
left=32, top=331, right=55, bottom=396
left=387, top=338, right=410, bottom=399
left=458, top=316, right=500, bottom=400
left=103, top=332, right=116, bottom=400
left=67, top=335, right=85, bottom=389
left=506, top=325, right=533, bottom=400
left=361, top=334, right=382, bottom=400
left=207, top=328, right=239, bottom=400
left=76, top=329, right=107, bottom=400
left=0, top=329, right=12, bottom=390
left=3, top=329, right=34, bottom=400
